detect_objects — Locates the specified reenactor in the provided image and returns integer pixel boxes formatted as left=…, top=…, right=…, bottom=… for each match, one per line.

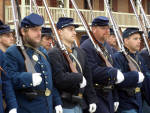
left=113, top=28, right=149, bottom=113
left=106, top=28, right=119, bottom=53
left=80, top=16, right=124, bottom=113
left=139, top=31, right=150, bottom=113
left=0, top=20, right=17, bottom=113
left=41, top=27, right=54, bottom=51
left=3, top=13, right=62, bottom=113
left=48, top=17, right=98, bottom=113
left=0, top=21, right=15, bottom=52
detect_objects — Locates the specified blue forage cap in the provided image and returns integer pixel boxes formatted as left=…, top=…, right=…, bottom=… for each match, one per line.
left=42, top=27, right=53, bottom=38
left=110, top=28, right=115, bottom=35
left=80, top=35, right=89, bottom=44
left=56, top=17, right=79, bottom=29
left=122, top=27, right=143, bottom=39
left=21, top=13, right=44, bottom=28
left=0, top=20, right=13, bottom=35
left=92, top=16, right=109, bottom=26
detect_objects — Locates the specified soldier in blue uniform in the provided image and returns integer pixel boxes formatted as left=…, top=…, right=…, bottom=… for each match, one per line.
left=0, top=20, right=17, bottom=113
left=112, top=28, right=149, bottom=113
left=139, top=32, right=150, bottom=113
left=3, top=13, right=62, bottom=113
left=41, top=27, right=54, bottom=50
left=80, top=16, right=124, bottom=113
left=48, top=17, right=98, bottom=113
left=106, top=28, right=118, bottom=53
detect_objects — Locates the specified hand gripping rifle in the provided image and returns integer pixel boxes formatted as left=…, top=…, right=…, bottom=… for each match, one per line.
left=70, top=0, right=112, bottom=67
left=104, top=0, right=140, bottom=71
left=130, top=0, right=150, bottom=55
left=11, top=0, right=36, bottom=73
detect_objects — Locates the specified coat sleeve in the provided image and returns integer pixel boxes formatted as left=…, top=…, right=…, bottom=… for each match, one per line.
left=2, top=72, right=18, bottom=111
left=80, top=43, right=118, bottom=85
left=3, top=50, right=33, bottom=89
left=112, top=53, right=139, bottom=88
left=1, top=51, right=18, bottom=111
left=52, top=87, right=62, bottom=106
left=81, top=49, right=98, bottom=104
left=139, top=55, right=150, bottom=106
left=48, top=48, right=83, bottom=91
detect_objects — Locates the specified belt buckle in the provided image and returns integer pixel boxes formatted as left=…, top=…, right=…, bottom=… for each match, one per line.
left=78, top=93, right=83, bottom=98
left=45, top=88, right=51, bottom=96
left=135, top=87, right=140, bottom=93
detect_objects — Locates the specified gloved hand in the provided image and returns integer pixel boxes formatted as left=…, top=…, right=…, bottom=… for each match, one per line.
left=9, top=108, right=17, bottom=113
left=138, top=72, right=145, bottom=83
left=80, top=76, right=87, bottom=88
left=55, top=105, right=63, bottom=113
left=114, top=102, right=119, bottom=112
left=89, top=103, right=97, bottom=113
left=32, top=73, right=42, bottom=87
left=115, top=70, right=124, bottom=84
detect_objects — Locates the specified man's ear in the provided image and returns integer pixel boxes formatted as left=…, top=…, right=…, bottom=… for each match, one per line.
left=124, top=38, right=129, bottom=45
left=58, top=29, right=63, bottom=40
left=20, top=28, right=25, bottom=36
left=92, top=27, right=96, bottom=33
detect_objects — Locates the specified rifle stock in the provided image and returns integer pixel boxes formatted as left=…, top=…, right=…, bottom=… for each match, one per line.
left=70, top=0, right=112, bottom=67
left=104, top=0, right=139, bottom=71
left=11, top=0, right=36, bottom=73
left=42, top=0, right=78, bottom=73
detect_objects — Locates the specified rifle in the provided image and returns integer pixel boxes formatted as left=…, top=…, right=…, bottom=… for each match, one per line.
left=86, top=0, right=94, bottom=20
left=70, top=0, right=112, bottom=67
left=104, top=0, right=140, bottom=71
left=130, top=0, right=150, bottom=55
left=11, top=0, right=36, bottom=73
left=42, top=0, right=85, bottom=98
left=57, top=0, right=66, bottom=17
left=42, top=0, right=78, bottom=73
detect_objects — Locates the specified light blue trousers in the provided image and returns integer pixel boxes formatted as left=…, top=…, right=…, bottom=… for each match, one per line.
left=63, top=105, right=82, bottom=113
left=117, top=109, right=138, bottom=113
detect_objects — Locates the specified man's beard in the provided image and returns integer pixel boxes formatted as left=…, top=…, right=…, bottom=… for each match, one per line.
left=23, top=34, right=40, bottom=48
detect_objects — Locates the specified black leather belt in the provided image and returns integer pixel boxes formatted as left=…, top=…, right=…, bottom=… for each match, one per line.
left=120, top=87, right=141, bottom=96
left=18, top=89, right=51, bottom=97
left=61, top=92, right=83, bottom=104
left=94, top=84, right=113, bottom=92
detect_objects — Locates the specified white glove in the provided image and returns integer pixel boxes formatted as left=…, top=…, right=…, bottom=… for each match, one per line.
left=115, top=70, right=124, bottom=84
left=89, top=103, right=97, bottom=113
left=138, top=72, right=145, bottom=83
left=114, top=102, right=119, bottom=112
left=9, top=108, right=17, bottom=113
left=80, top=76, right=87, bottom=88
left=55, top=105, right=63, bottom=113
left=32, top=73, right=42, bottom=87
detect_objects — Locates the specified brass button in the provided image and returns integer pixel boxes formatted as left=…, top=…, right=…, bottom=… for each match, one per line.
left=45, top=88, right=51, bottom=96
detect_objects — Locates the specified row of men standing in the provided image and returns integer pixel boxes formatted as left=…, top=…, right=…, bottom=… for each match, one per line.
left=0, top=12, right=150, bottom=113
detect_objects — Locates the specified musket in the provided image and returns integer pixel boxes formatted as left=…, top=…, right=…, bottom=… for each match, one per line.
left=70, top=0, right=112, bottom=67
left=57, top=0, right=79, bottom=47
left=11, top=0, right=36, bottom=73
left=42, top=0, right=78, bottom=73
left=130, top=0, right=150, bottom=55
left=104, top=0, right=140, bottom=71
left=86, top=0, right=94, bottom=20
left=57, top=0, right=66, bottom=17
left=31, top=0, right=41, bottom=15
left=43, top=0, right=84, bottom=97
